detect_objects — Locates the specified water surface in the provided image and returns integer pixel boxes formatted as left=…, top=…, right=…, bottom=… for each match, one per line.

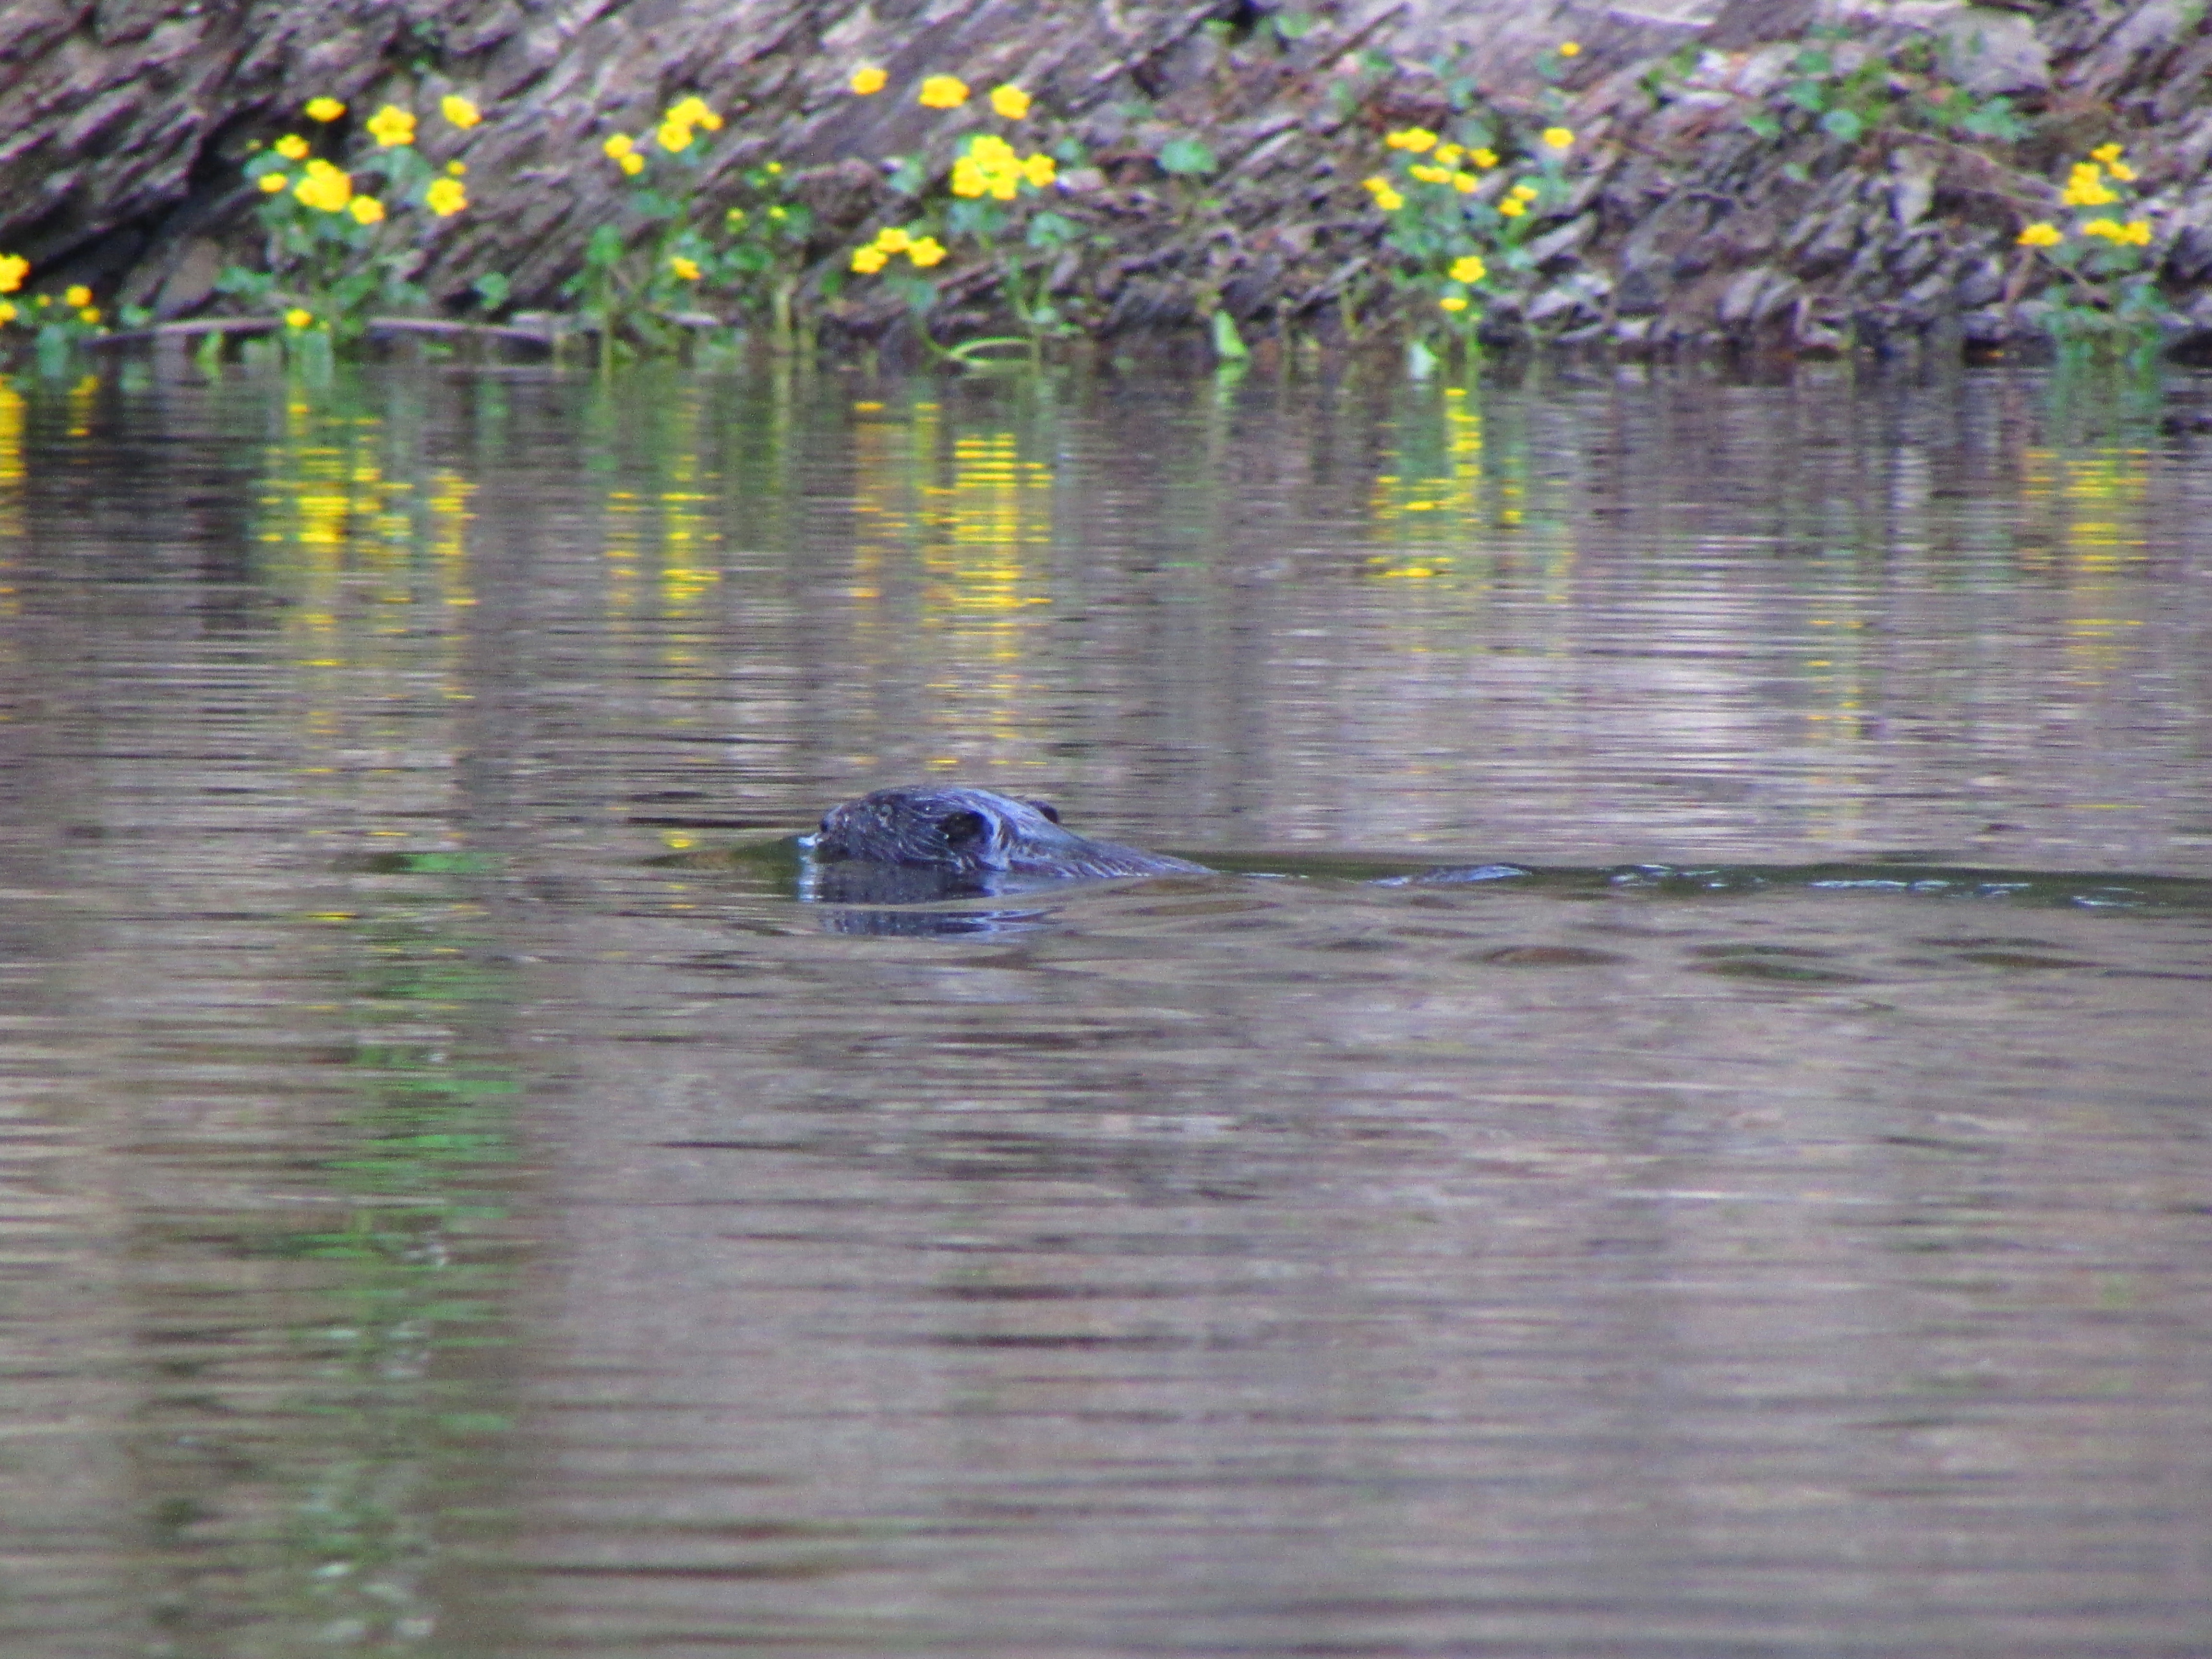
left=1, top=356, right=2208, bottom=1657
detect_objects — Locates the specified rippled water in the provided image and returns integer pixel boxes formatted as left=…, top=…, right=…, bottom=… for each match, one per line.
left=2, top=355, right=2209, bottom=1657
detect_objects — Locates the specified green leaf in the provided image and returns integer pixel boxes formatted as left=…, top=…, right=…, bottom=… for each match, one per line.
left=885, top=272, right=938, bottom=314
left=473, top=271, right=511, bottom=309
left=1027, top=211, right=1078, bottom=250
left=1961, top=98, right=2028, bottom=141
left=585, top=224, right=625, bottom=268
left=1157, top=136, right=1217, bottom=176
left=1210, top=309, right=1248, bottom=361
left=1743, top=108, right=1783, bottom=141
left=1820, top=106, right=1865, bottom=144
left=215, top=265, right=273, bottom=298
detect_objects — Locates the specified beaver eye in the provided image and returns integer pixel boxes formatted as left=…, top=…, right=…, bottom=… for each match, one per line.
left=818, top=815, right=834, bottom=834
left=1027, top=799, right=1061, bottom=824
left=939, top=809, right=988, bottom=849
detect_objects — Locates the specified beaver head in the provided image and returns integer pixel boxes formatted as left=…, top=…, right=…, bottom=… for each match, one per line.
left=802, top=785, right=1205, bottom=884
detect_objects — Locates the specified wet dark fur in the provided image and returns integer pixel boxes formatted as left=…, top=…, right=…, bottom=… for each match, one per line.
left=803, top=785, right=1206, bottom=895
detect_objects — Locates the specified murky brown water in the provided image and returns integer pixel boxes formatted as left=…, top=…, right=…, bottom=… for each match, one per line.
left=3, top=354, right=2210, bottom=1657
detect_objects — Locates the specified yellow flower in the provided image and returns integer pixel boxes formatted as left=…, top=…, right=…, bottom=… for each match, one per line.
left=1558, top=40, right=1582, bottom=57
left=1470, top=147, right=1499, bottom=168
left=2091, top=142, right=2125, bottom=164
left=1439, top=294, right=1468, bottom=312
left=274, top=133, right=310, bottom=160
left=1372, top=186, right=1404, bottom=212
left=2122, top=218, right=2152, bottom=245
left=1542, top=126, right=1574, bottom=149
left=1450, top=254, right=1486, bottom=282
left=766, top=161, right=781, bottom=173
left=850, top=66, right=888, bottom=95
left=285, top=308, right=314, bottom=329
left=657, top=120, right=694, bottom=153
left=1408, top=163, right=1449, bottom=184
left=1023, top=151, right=1057, bottom=187
left=1452, top=172, right=1478, bottom=193
left=990, top=84, right=1031, bottom=120
left=2062, top=163, right=2117, bottom=207
left=0, top=254, right=25, bottom=293
left=0, top=302, right=14, bottom=325
left=1361, top=174, right=1392, bottom=194
left=366, top=104, right=416, bottom=147
left=76, top=306, right=100, bottom=325
left=2107, top=160, right=2137, bottom=182
left=2082, top=217, right=2122, bottom=240
left=906, top=236, right=947, bottom=267
left=851, top=245, right=889, bottom=274
left=619, top=151, right=644, bottom=176
left=918, top=74, right=969, bottom=109
left=424, top=177, right=467, bottom=216
left=258, top=172, right=289, bottom=193
left=667, top=96, right=712, bottom=128
left=64, top=285, right=90, bottom=308
left=1498, top=196, right=1527, bottom=217
left=669, top=256, right=701, bottom=280
left=446, top=160, right=466, bottom=176
left=304, top=97, right=345, bottom=122
left=1385, top=127, right=1438, bottom=153
left=1436, top=144, right=1464, bottom=165
left=874, top=227, right=912, bottom=252
left=2016, top=221, right=2063, bottom=247
left=952, top=135, right=1027, bottom=198
left=349, top=195, right=385, bottom=224
left=442, top=95, right=481, bottom=129
left=296, top=164, right=353, bottom=211
left=602, top=132, right=636, bottom=159
left=1511, top=181, right=1540, bottom=200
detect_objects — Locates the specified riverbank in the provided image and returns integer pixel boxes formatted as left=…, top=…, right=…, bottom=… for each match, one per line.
left=4, top=2, right=2209, bottom=363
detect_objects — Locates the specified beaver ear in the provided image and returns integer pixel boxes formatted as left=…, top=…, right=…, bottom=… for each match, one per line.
left=939, top=809, right=989, bottom=849
left=1026, top=799, right=1061, bottom=824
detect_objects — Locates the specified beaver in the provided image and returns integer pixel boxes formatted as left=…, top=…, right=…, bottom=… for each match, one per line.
left=799, top=784, right=1528, bottom=905
left=793, top=786, right=2200, bottom=934
left=801, top=785, right=1209, bottom=901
